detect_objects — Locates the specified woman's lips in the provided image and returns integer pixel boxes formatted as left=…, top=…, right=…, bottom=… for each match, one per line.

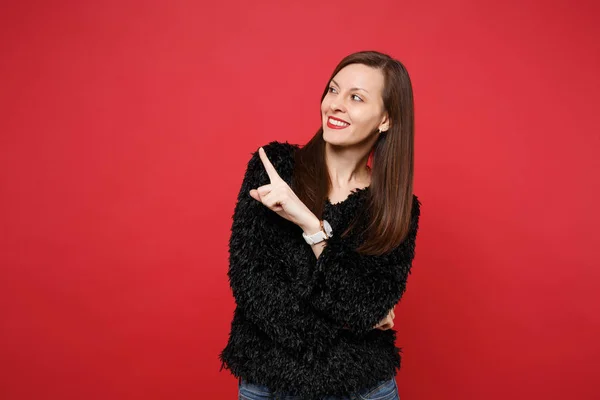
left=326, top=116, right=350, bottom=130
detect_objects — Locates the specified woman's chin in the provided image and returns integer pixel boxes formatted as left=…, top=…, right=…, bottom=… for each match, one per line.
left=323, top=133, right=344, bottom=146
left=323, top=128, right=351, bottom=143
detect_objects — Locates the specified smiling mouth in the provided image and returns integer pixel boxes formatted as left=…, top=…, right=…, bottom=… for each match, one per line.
left=327, top=116, right=350, bottom=129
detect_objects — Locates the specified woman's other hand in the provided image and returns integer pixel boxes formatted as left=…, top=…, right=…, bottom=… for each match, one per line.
left=373, top=307, right=395, bottom=330
left=249, top=147, right=319, bottom=230
left=341, top=307, right=395, bottom=331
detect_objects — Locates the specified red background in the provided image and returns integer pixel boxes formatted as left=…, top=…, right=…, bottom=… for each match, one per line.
left=1, top=1, right=598, bottom=399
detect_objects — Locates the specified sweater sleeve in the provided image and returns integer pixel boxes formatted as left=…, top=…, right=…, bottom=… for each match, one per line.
left=298, top=195, right=421, bottom=337
left=226, top=141, right=342, bottom=359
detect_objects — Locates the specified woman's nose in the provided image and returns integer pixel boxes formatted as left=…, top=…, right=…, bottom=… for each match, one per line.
left=330, top=100, right=346, bottom=112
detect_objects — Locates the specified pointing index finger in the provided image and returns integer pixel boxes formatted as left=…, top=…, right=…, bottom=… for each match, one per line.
left=258, top=147, right=282, bottom=182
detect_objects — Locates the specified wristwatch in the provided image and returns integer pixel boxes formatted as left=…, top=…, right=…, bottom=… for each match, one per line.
left=302, top=219, right=333, bottom=245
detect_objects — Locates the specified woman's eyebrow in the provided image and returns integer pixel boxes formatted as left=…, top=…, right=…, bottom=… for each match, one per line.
left=331, top=79, right=369, bottom=93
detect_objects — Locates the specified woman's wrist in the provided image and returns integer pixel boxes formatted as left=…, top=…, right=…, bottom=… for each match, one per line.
left=299, top=215, right=322, bottom=235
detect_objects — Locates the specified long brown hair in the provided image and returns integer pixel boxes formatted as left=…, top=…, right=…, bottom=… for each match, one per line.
left=292, top=50, right=415, bottom=256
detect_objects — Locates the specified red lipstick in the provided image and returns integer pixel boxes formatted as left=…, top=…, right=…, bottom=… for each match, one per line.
left=326, top=116, right=350, bottom=130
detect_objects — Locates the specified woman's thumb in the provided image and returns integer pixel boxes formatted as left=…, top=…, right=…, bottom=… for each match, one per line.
left=249, top=189, right=260, bottom=201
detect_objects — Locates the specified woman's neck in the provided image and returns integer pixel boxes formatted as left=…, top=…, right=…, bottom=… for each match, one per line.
left=325, top=148, right=371, bottom=190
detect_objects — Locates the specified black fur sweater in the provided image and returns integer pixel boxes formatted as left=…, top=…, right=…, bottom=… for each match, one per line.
left=219, top=140, right=421, bottom=399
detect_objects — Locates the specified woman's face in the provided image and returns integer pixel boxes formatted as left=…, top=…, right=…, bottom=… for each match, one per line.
left=321, top=63, right=389, bottom=146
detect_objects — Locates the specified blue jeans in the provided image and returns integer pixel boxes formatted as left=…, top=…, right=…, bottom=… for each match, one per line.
left=238, top=377, right=400, bottom=400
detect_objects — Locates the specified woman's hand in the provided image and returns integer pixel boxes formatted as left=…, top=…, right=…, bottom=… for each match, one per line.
left=340, top=307, right=395, bottom=331
left=249, top=147, right=320, bottom=232
left=373, top=307, right=395, bottom=330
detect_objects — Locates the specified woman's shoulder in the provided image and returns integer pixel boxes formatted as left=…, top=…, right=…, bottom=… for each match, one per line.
left=242, top=140, right=300, bottom=185
left=250, top=140, right=300, bottom=160
left=412, top=193, right=421, bottom=211
left=247, top=140, right=299, bottom=168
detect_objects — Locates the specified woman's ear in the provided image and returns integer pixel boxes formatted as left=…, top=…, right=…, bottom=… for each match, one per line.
left=379, top=116, right=391, bottom=132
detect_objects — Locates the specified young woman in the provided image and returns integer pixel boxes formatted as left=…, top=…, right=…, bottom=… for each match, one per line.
left=219, top=50, right=421, bottom=400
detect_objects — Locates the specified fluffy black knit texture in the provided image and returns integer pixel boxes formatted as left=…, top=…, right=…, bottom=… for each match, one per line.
left=219, top=140, right=421, bottom=400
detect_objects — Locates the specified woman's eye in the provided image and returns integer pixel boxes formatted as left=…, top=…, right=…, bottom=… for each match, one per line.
left=328, top=87, right=362, bottom=102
